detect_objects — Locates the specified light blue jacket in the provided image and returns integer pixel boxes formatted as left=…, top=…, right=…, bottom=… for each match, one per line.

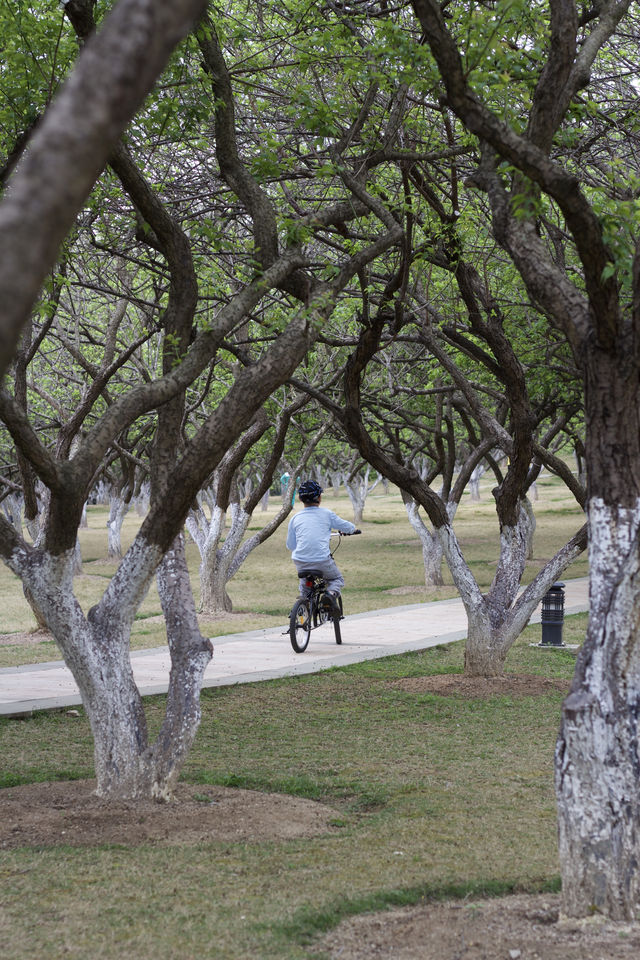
left=286, top=506, right=356, bottom=563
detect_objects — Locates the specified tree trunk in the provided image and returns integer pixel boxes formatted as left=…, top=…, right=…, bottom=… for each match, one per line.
left=18, top=537, right=211, bottom=800
left=469, top=465, right=484, bottom=501
left=464, top=507, right=532, bottom=676
left=23, top=584, right=49, bottom=631
left=556, top=499, right=640, bottom=919
left=2, top=494, right=23, bottom=535
left=345, top=477, right=366, bottom=525
left=197, top=504, right=249, bottom=615
left=422, top=540, right=444, bottom=587
left=153, top=534, right=213, bottom=798
left=85, top=632, right=155, bottom=798
left=345, top=468, right=381, bottom=524
left=403, top=496, right=445, bottom=587
left=200, top=561, right=233, bottom=613
left=463, top=618, right=509, bottom=677
left=27, top=483, right=47, bottom=545
left=521, top=495, right=536, bottom=559
left=107, top=494, right=130, bottom=560
left=441, top=502, right=585, bottom=678
left=18, top=546, right=157, bottom=797
left=73, top=538, right=83, bottom=576
left=555, top=355, right=640, bottom=919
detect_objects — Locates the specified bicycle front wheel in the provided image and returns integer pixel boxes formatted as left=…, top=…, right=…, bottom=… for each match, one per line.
left=290, top=598, right=311, bottom=653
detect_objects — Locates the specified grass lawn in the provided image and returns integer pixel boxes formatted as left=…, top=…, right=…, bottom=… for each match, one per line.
left=0, top=621, right=584, bottom=959
left=0, top=478, right=587, bottom=958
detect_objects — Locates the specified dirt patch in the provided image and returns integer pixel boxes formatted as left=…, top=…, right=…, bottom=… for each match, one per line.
left=317, top=893, right=640, bottom=959
left=0, top=779, right=338, bottom=849
left=389, top=673, right=569, bottom=699
left=0, top=629, right=54, bottom=647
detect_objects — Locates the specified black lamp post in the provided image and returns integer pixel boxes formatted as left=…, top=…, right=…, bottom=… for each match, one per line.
left=539, top=582, right=566, bottom=647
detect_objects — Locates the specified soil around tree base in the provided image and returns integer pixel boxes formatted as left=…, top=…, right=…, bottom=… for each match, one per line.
left=317, top=893, right=640, bottom=959
left=0, top=779, right=339, bottom=848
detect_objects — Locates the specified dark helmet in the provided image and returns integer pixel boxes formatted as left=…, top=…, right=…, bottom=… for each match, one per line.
left=298, top=479, right=323, bottom=503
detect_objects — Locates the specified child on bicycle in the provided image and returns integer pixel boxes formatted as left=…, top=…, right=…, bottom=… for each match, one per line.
left=286, top=480, right=360, bottom=599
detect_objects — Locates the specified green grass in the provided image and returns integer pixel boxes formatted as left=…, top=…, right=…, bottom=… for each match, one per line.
left=0, top=615, right=584, bottom=960
left=0, top=480, right=587, bottom=958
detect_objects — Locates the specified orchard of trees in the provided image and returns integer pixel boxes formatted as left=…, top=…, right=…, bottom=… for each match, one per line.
left=1, top=0, right=639, bottom=922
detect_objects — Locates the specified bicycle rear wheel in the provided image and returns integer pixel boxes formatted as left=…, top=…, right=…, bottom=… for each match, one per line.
left=290, top=598, right=311, bottom=653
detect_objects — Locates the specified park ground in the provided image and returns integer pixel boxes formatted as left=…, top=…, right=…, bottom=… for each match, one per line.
left=2, top=478, right=639, bottom=958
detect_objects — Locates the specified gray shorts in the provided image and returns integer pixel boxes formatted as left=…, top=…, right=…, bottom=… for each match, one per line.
left=294, top=557, right=344, bottom=595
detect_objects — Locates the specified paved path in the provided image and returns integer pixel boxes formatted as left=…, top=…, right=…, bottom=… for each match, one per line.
left=0, top=578, right=589, bottom=716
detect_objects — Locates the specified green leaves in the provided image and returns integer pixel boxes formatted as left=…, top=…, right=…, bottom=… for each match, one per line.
left=0, top=1, right=76, bottom=154
left=592, top=193, right=640, bottom=286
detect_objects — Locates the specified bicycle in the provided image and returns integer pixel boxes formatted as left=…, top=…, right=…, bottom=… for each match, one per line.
left=288, top=530, right=361, bottom=653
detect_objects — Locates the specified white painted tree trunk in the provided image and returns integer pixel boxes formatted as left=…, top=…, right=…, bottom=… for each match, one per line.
left=194, top=504, right=229, bottom=613
left=26, top=514, right=41, bottom=543
left=345, top=468, right=380, bottom=525
left=404, top=498, right=446, bottom=587
left=438, top=503, right=585, bottom=677
left=135, top=482, right=150, bottom=517
left=18, top=542, right=159, bottom=796
left=185, top=501, right=210, bottom=555
left=2, top=494, right=23, bottom=535
left=28, top=483, right=48, bottom=545
left=153, top=534, right=213, bottom=797
left=195, top=503, right=250, bottom=615
left=107, top=495, right=130, bottom=560
left=329, top=470, right=342, bottom=496
left=520, top=495, right=536, bottom=559
left=469, top=464, right=485, bottom=501
left=13, top=535, right=211, bottom=799
left=555, top=499, right=640, bottom=920
left=73, top=538, right=83, bottom=576
left=462, top=509, right=531, bottom=675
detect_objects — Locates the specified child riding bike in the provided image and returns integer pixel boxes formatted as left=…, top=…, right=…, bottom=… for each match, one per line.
left=285, top=479, right=361, bottom=602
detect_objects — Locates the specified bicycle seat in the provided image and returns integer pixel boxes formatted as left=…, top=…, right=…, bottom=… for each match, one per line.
left=299, top=570, right=324, bottom=581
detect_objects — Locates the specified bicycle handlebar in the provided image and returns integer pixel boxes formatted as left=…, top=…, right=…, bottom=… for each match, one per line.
left=339, top=529, right=362, bottom=536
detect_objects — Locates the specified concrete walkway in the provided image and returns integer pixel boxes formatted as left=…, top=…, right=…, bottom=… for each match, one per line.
left=0, top=578, right=589, bottom=716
